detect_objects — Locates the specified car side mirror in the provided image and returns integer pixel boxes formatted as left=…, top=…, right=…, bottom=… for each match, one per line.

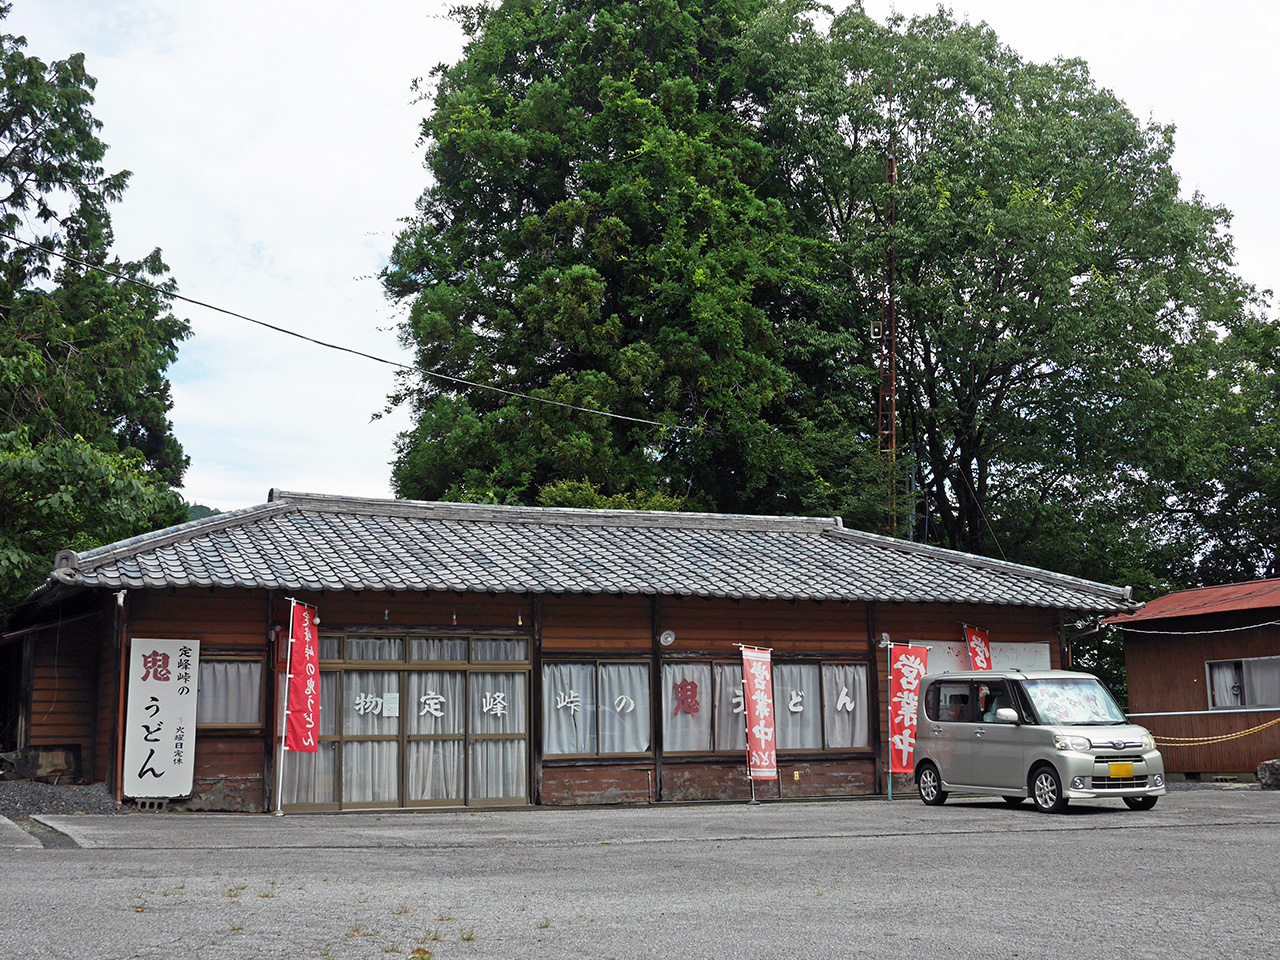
left=994, top=707, right=1020, bottom=724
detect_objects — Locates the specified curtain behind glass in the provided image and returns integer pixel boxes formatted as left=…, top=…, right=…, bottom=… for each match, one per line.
left=407, top=740, right=464, bottom=801
left=472, top=639, right=529, bottom=662
left=1210, top=662, right=1244, bottom=708
left=599, top=663, right=650, bottom=754
left=345, top=637, right=404, bottom=661
left=280, top=741, right=336, bottom=805
left=1244, top=657, right=1280, bottom=707
left=468, top=673, right=527, bottom=735
left=409, top=638, right=468, bottom=661
left=543, top=664, right=596, bottom=755
left=774, top=664, right=821, bottom=749
left=822, top=663, right=869, bottom=748
left=713, top=663, right=746, bottom=752
left=407, top=671, right=465, bottom=735
left=342, top=740, right=399, bottom=803
left=196, top=661, right=262, bottom=724
left=343, top=671, right=401, bottom=735
left=663, top=663, right=711, bottom=751
left=469, top=739, right=527, bottom=799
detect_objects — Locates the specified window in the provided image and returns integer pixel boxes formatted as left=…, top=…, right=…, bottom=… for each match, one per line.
left=196, top=660, right=263, bottom=726
left=282, top=633, right=531, bottom=809
left=1208, top=656, right=1280, bottom=709
left=662, top=660, right=870, bottom=753
left=543, top=662, right=651, bottom=756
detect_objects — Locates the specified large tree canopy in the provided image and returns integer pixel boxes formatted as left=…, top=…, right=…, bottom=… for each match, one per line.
left=0, top=6, right=187, bottom=620
left=386, top=0, right=1272, bottom=597
left=383, top=0, right=890, bottom=519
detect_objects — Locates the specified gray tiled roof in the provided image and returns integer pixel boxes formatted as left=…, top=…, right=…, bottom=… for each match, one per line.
left=46, top=490, right=1136, bottom=613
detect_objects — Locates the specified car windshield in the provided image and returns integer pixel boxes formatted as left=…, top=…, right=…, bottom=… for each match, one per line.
left=1021, top=677, right=1127, bottom=725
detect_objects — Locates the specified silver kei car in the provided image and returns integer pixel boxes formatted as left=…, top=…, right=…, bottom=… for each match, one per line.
left=913, top=669, right=1166, bottom=813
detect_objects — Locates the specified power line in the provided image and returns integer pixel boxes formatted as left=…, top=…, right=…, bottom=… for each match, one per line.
left=1, top=231, right=708, bottom=435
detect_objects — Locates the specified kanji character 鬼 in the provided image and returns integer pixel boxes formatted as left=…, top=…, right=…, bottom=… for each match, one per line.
left=140, top=651, right=171, bottom=682
left=672, top=679, right=700, bottom=715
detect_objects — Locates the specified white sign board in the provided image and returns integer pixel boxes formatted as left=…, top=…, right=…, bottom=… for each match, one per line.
left=122, top=639, right=200, bottom=799
left=927, top=640, right=1051, bottom=674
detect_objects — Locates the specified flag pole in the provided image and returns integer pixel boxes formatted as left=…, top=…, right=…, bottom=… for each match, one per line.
left=273, top=598, right=296, bottom=816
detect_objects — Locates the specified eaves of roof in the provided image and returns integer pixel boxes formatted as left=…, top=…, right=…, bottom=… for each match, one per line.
left=1107, top=578, right=1280, bottom=625
left=34, top=489, right=1138, bottom=614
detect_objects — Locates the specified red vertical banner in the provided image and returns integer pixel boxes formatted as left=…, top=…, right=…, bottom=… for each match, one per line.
left=888, top=645, right=929, bottom=774
left=284, top=602, right=320, bottom=752
left=741, top=647, right=777, bottom=780
left=964, top=625, right=993, bottom=671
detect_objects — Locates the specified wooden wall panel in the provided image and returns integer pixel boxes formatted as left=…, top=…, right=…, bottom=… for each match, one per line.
left=541, top=595, right=651, bottom=652
left=657, top=597, right=869, bottom=656
left=128, top=589, right=268, bottom=653
left=27, top=617, right=102, bottom=776
left=1124, top=620, right=1280, bottom=774
left=1125, top=625, right=1280, bottom=715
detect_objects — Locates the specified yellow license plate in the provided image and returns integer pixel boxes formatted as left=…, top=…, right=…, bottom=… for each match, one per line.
left=1109, top=761, right=1135, bottom=778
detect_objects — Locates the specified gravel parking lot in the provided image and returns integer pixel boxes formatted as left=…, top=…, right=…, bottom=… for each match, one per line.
left=2, top=785, right=1277, bottom=960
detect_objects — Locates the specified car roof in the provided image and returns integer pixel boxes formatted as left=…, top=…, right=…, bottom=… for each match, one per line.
left=920, top=669, right=1099, bottom=683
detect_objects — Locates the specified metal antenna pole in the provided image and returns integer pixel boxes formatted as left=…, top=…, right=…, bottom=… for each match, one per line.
left=877, top=144, right=899, bottom=535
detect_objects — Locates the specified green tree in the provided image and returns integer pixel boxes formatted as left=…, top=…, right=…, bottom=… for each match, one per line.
left=383, top=0, right=888, bottom=517
left=744, top=4, right=1266, bottom=590
left=0, top=6, right=188, bottom=619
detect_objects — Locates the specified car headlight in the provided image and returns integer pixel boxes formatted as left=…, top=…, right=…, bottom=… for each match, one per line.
left=1054, top=734, right=1092, bottom=752
left=1141, top=734, right=1156, bottom=751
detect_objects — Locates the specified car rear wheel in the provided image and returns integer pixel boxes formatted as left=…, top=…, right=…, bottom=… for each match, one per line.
left=1123, top=795, right=1158, bottom=811
left=917, top=762, right=947, bottom=806
left=1031, top=765, right=1069, bottom=813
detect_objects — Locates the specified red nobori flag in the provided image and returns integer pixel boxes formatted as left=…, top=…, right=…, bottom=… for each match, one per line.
left=964, top=625, right=993, bottom=671
left=741, top=646, right=777, bottom=780
left=889, top=645, right=929, bottom=774
left=284, top=602, right=320, bottom=752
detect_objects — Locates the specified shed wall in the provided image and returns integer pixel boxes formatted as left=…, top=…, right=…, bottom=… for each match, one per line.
left=1124, top=617, right=1280, bottom=774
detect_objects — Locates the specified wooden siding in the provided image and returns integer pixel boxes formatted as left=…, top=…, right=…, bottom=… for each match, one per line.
left=541, top=594, right=651, bottom=653
left=128, top=589, right=269, bottom=652
left=27, top=616, right=104, bottom=776
left=1125, top=620, right=1280, bottom=774
left=657, top=596, right=869, bottom=656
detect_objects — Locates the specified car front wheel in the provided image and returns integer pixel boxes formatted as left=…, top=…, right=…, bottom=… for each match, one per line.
left=1031, top=765, right=1069, bottom=813
left=917, top=762, right=947, bottom=806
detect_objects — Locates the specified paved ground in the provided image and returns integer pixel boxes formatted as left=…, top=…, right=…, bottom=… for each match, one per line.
left=3, top=789, right=1277, bottom=960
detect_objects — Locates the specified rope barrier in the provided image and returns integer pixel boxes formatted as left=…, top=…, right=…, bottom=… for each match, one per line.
left=1152, top=715, right=1280, bottom=746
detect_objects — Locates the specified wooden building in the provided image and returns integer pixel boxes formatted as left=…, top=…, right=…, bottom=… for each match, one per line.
left=2, top=490, right=1136, bottom=811
left=1113, top=580, right=1280, bottom=777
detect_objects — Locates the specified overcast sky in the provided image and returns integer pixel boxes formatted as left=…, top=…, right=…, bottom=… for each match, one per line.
left=9, top=1, right=1277, bottom=512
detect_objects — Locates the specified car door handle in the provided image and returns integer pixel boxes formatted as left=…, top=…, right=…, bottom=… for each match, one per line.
left=931, top=726, right=942, bottom=735
left=974, top=729, right=985, bottom=738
